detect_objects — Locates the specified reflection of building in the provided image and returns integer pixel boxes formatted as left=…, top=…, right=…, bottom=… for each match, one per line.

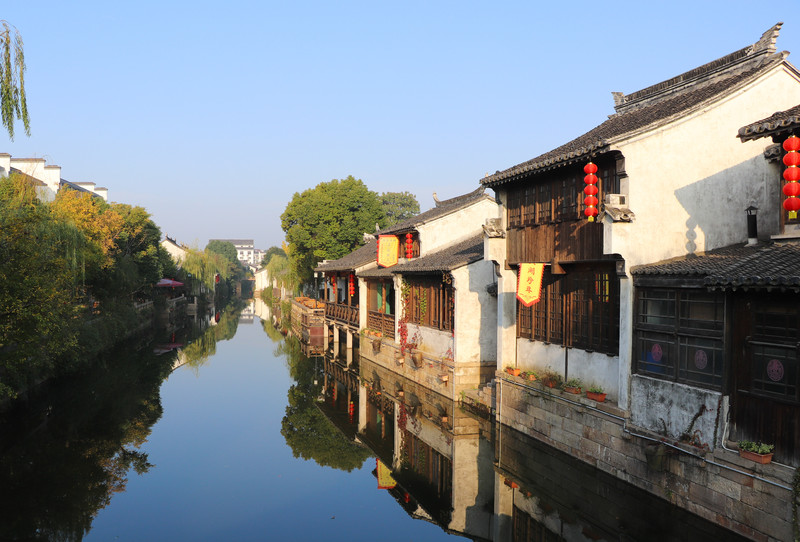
left=494, top=423, right=749, bottom=542
left=357, top=357, right=494, bottom=540
left=238, top=301, right=255, bottom=324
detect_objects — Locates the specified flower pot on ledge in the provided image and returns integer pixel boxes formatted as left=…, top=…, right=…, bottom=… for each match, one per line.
left=563, top=386, right=582, bottom=395
left=739, top=449, right=773, bottom=464
left=506, top=367, right=521, bottom=377
left=586, top=391, right=606, bottom=402
left=412, top=351, right=424, bottom=367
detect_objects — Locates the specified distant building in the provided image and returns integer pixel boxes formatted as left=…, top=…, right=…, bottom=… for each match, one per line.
left=0, top=153, right=108, bottom=201
left=210, top=239, right=257, bottom=266
left=161, top=235, right=189, bottom=265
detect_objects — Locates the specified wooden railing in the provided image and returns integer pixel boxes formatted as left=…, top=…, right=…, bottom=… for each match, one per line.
left=367, top=310, right=395, bottom=340
left=325, top=302, right=359, bottom=327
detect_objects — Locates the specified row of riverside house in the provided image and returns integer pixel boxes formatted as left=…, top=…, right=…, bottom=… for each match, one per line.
left=314, top=23, right=799, bottom=540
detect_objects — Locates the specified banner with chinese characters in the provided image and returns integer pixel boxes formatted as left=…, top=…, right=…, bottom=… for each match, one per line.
left=517, top=263, right=545, bottom=306
left=376, top=458, right=397, bottom=489
left=377, top=235, right=399, bottom=267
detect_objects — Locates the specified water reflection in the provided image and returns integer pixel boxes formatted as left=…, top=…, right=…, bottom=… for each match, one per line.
left=0, top=333, right=175, bottom=541
left=0, top=296, right=753, bottom=541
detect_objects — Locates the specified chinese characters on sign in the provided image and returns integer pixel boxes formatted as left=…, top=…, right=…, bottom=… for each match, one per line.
left=516, top=263, right=545, bottom=306
left=377, top=235, right=399, bottom=267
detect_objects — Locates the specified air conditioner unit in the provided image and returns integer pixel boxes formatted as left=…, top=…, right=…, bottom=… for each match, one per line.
left=604, top=193, right=627, bottom=206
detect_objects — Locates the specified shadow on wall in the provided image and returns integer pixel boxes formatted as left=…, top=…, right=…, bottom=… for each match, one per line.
left=467, top=261, right=498, bottom=365
left=673, top=155, right=777, bottom=253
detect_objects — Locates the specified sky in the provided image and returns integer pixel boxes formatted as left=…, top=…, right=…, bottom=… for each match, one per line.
left=3, top=2, right=800, bottom=250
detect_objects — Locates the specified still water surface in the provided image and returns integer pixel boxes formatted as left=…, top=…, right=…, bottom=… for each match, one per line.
left=0, top=303, right=749, bottom=541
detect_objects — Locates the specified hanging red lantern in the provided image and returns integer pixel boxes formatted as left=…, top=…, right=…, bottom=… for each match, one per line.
left=784, top=135, right=800, bottom=152
left=783, top=136, right=800, bottom=219
left=405, top=233, right=413, bottom=259
left=583, top=162, right=599, bottom=221
left=348, top=273, right=355, bottom=296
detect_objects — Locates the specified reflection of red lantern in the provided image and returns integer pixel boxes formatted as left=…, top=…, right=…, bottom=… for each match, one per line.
left=215, top=311, right=220, bottom=323
left=405, top=233, right=413, bottom=259
left=784, top=136, right=800, bottom=219
left=583, top=162, right=599, bottom=221
left=215, top=273, right=220, bottom=284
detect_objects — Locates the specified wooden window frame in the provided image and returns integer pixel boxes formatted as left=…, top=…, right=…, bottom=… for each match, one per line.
left=517, top=265, right=617, bottom=355
left=634, top=288, right=724, bottom=390
left=404, top=276, right=454, bottom=332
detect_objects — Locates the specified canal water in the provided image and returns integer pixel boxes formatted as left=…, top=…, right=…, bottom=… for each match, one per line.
left=0, top=301, right=748, bottom=541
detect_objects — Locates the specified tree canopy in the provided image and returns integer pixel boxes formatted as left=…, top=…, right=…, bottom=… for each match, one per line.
left=261, top=245, right=286, bottom=268
left=281, top=176, right=385, bottom=285
left=380, top=191, right=420, bottom=227
left=0, top=21, right=30, bottom=140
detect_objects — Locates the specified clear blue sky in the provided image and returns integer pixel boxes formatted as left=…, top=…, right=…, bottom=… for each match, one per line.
left=3, top=2, right=800, bottom=250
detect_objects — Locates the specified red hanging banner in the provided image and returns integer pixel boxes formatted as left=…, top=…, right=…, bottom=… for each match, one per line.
left=377, top=235, right=399, bottom=267
left=516, top=263, right=545, bottom=306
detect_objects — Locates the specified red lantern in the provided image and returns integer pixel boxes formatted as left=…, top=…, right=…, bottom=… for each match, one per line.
left=784, top=152, right=800, bottom=167
left=784, top=135, right=800, bottom=152
left=784, top=167, right=800, bottom=182
left=784, top=136, right=800, bottom=219
left=405, top=233, right=413, bottom=259
left=348, top=273, right=355, bottom=296
left=583, top=162, right=599, bottom=221
left=785, top=197, right=800, bottom=212
left=784, top=182, right=800, bottom=197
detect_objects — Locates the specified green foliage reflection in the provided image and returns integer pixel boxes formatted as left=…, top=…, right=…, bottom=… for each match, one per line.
left=276, top=335, right=371, bottom=472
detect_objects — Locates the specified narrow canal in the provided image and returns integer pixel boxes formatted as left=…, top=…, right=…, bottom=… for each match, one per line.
left=0, top=301, right=750, bottom=541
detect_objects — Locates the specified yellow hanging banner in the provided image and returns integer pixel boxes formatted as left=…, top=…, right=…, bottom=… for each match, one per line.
left=376, top=458, right=397, bottom=489
left=517, top=263, right=545, bottom=306
left=377, top=235, right=399, bottom=267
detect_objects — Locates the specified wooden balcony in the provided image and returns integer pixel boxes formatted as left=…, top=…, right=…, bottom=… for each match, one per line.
left=367, top=310, right=395, bottom=340
left=325, top=302, right=359, bottom=327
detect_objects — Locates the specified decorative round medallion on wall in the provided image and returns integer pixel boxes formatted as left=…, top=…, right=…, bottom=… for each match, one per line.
left=766, top=359, right=784, bottom=382
left=694, top=349, right=708, bottom=370
left=651, top=343, right=663, bottom=362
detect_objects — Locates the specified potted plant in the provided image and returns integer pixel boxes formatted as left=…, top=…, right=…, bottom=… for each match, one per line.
left=738, top=441, right=774, bottom=464
left=505, top=365, right=521, bottom=377
left=541, top=368, right=562, bottom=389
left=586, top=384, right=606, bottom=402
left=563, top=378, right=582, bottom=394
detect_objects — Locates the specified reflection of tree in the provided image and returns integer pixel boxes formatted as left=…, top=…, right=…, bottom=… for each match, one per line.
left=260, top=316, right=284, bottom=344
left=277, top=336, right=371, bottom=472
left=180, top=302, right=243, bottom=370
left=0, top=334, right=175, bottom=541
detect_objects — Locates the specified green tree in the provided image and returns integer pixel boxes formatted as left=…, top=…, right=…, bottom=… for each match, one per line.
left=206, top=240, right=238, bottom=264
left=261, top=245, right=286, bottom=267
left=381, top=191, right=420, bottom=227
left=0, top=21, right=29, bottom=140
left=0, top=174, right=85, bottom=397
left=281, top=176, right=384, bottom=284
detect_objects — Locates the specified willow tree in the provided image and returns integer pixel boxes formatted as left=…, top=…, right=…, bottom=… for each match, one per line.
left=1, top=21, right=30, bottom=140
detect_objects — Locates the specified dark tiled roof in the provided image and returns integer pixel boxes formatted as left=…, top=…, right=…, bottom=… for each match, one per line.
left=379, top=187, right=491, bottom=235
left=738, top=103, right=800, bottom=141
left=9, top=167, right=45, bottom=186
left=359, top=234, right=484, bottom=277
left=314, top=238, right=377, bottom=273
left=631, top=242, right=800, bottom=290
left=482, top=24, right=786, bottom=187
left=59, top=178, right=102, bottom=197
